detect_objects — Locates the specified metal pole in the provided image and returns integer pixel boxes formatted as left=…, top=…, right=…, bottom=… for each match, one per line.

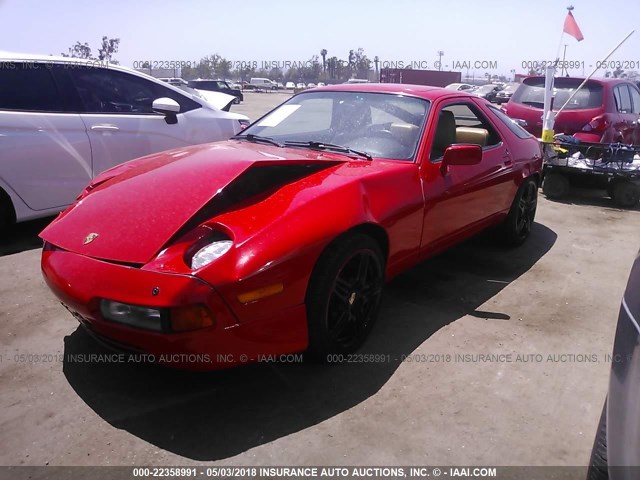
left=556, top=30, right=635, bottom=115
left=561, top=45, right=568, bottom=76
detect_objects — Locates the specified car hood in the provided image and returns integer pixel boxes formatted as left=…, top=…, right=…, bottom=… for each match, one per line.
left=194, top=89, right=236, bottom=111
left=40, top=141, right=348, bottom=264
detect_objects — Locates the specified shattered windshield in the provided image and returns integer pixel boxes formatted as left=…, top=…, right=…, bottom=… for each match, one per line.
left=238, top=91, right=430, bottom=161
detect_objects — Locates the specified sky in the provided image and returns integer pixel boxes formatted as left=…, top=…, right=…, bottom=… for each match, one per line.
left=1, top=0, right=640, bottom=77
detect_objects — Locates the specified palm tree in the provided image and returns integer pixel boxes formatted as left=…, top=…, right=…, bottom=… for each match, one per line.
left=321, top=49, right=327, bottom=72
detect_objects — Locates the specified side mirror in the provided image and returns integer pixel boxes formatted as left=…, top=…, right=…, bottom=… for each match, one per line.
left=441, top=144, right=482, bottom=175
left=152, top=97, right=180, bottom=124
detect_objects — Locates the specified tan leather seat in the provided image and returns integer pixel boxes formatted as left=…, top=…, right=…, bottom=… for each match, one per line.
left=456, top=127, right=489, bottom=147
left=390, top=123, right=419, bottom=145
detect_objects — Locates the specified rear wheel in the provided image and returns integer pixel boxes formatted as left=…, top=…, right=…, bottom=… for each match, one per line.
left=500, top=178, right=538, bottom=247
left=612, top=181, right=640, bottom=208
left=542, top=172, right=570, bottom=199
left=0, top=192, right=15, bottom=236
left=587, top=400, right=609, bottom=480
left=306, top=234, right=385, bottom=359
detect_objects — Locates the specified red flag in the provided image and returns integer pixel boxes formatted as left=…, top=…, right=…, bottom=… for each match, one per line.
left=563, top=11, right=584, bottom=41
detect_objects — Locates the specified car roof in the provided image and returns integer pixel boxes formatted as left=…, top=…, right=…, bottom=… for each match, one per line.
left=305, top=82, right=476, bottom=100
left=0, top=51, right=141, bottom=76
left=523, top=75, right=632, bottom=85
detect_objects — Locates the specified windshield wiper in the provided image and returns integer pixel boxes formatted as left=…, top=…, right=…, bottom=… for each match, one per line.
left=232, top=134, right=283, bottom=147
left=283, top=141, right=372, bottom=160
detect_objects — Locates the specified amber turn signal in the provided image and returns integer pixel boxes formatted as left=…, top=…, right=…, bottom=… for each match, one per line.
left=237, top=283, right=284, bottom=304
left=170, top=305, right=215, bottom=332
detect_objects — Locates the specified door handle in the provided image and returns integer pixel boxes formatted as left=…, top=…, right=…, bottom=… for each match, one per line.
left=503, top=149, right=513, bottom=166
left=90, top=124, right=120, bottom=132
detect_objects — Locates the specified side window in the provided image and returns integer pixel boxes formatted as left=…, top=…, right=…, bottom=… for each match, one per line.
left=71, top=68, right=199, bottom=114
left=488, top=105, right=534, bottom=139
left=430, top=102, right=502, bottom=161
left=629, top=86, right=640, bottom=114
left=615, top=85, right=632, bottom=113
left=0, top=62, right=64, bottom=112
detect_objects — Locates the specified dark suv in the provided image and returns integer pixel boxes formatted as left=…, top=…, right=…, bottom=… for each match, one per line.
left=188, top=79, right=243, bottom=104
left=504, top=76, right=640, bottom=144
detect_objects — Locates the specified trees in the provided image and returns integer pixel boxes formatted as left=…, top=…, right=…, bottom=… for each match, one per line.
left=61, top=36, right=120, bottom=63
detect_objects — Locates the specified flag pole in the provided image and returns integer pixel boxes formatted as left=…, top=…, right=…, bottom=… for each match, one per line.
left=556, top=30, right=635, bottom=115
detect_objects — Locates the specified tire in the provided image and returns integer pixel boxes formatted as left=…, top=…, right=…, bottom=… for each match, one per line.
left=305, top=233, right=385, bottom=359
left=542, top=172, right=570, bottom=199
left=233, top=97, right=240, bottom=105
left=0, top=193, right=15, bottom=236
left=500, top=178, right=538, bottom=247
left=587, top=400, right=609, bottom=480
left=612, top=181, right=640, bottom=208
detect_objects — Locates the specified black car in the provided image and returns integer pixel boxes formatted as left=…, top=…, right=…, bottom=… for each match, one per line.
left=473, top=84, right=502, bottom=103
left=187, top=79, right=243, bottom=104
left=494, top=82, right=520, bottom=105
left=588, top=251, right=640, bottom=480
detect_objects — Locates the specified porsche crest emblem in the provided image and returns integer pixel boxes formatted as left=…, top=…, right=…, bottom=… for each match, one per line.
left=83, top=233, right=99, bottom=245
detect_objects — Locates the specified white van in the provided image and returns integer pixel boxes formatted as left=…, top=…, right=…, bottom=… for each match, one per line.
left=249, top=78, right=278, bottom=90
left=0, top=52, right=249, bottom=229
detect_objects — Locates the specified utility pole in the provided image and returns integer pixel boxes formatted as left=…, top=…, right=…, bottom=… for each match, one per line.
left=437, top=50, right=444, bottom=71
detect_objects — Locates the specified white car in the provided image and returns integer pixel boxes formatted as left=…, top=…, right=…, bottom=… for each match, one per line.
left=306, top=83, right=317, bottom=88
left=285, top=82, right=296, bottom=89
left=444, top=83, right=475, bottom=91
left=0, top=52, right=249, bottom=229
left=296, top=82, right=306, bottom=89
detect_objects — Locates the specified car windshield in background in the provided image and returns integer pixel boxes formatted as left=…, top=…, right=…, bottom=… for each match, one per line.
left=238, top=91, right=430, bottom=161
left=511, top=78, right=604, bottom=110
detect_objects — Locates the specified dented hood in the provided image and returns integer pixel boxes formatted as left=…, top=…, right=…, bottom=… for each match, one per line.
left=40, top=141, right=344, bottom=264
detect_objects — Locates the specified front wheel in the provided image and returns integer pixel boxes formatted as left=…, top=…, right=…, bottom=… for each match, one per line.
left=500, top=178, right=538, bottom=247
left=233, top=97, right=240, bottom=104
left=612, top=181, right=640, bottom=208
left=306, top=234, right=385, bottom=358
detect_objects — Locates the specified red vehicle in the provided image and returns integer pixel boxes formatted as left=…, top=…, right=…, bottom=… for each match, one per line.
left=40, top=84, right=543, bottom=370
left=504, top=76, right=640, bottom=143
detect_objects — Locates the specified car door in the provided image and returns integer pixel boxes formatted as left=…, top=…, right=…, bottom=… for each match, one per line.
left=612, top=84, right=636, bottom=143
left=628, top=84, right=640, bottom=145
left=0, top=62, right=92, bottom=212
left=68, top=66, right=209, bottom=176
left=419, top=99, right=514, bottom=249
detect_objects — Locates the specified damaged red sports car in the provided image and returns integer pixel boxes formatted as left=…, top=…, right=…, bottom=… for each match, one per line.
left=40, top=84, right=543, bottom=369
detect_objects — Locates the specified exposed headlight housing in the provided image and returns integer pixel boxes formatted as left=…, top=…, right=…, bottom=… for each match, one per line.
left=191, top=240, right=232, bottom=269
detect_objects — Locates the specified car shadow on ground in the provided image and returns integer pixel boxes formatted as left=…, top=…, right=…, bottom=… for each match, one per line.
left=62, top=223, right=557, bottom=461
left=542, top=187, right=639, bottom=211
left=0, top=216, right=54, bottom=256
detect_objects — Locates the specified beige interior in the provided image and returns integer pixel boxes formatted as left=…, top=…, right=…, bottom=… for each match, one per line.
left=390, top=123, right=419, bottom=145
left=456, top=127, right=489, bottom=147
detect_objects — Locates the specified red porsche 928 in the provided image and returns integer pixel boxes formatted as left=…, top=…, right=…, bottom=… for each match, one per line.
left=40, top=84, right=543, bottom=369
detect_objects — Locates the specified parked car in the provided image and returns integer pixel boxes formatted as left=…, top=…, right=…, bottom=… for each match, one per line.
left=503, top=76, right=640, bottom=142
left=317, top=82, right=326, bottom=87
left=494, top=82, right=520, bottom=104
left=296, top=82, right=306, bottom=89
left=285, top=81, right=296, bottom=89
left=248, top=77, right=278, bottom=91
left=158, top=77, right=188, bottom=86
left=445, top=83, right=474, bottom=91
left=307, top=83, right=317, bottom=88
left=0, top=53, right=248, bottom=230
left=587, top=250, right=640, bottom=480
left=345, top=78, right=370, bottom=84
left=40, top=84, right=542, bottom=370
left=473, top=84, right=502, bottom=102
left=187, top=79, right=243, bottom=104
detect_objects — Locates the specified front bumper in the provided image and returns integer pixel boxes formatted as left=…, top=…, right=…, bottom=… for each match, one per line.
left=42, top=248, right=308, bottom=370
